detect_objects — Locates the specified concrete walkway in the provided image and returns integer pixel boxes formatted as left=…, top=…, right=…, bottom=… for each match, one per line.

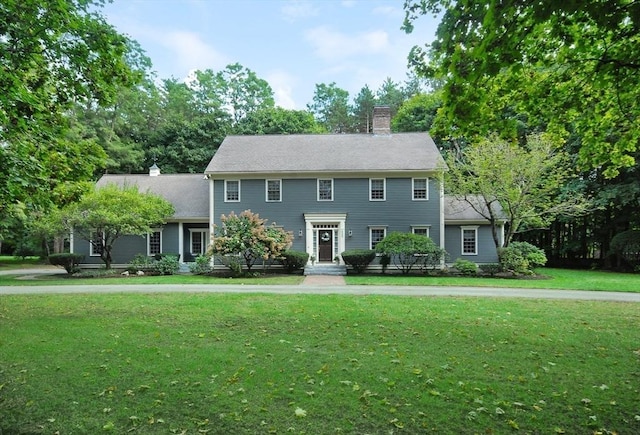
left=0, top=267, right=639, bottom=302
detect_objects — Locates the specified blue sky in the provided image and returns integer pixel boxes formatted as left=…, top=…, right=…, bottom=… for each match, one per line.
left=102, top=0, right=438, bottom=110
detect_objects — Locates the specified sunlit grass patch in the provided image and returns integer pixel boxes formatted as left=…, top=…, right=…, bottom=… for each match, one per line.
left=1, top=293, right=639, bottom=433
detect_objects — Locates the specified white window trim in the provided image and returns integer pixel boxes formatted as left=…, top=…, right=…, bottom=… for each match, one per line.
left=412, top=177, right=429, bottom=201
left=265, top=179, right=282, bottom=202
left=147, top=229, right=163, bottom=256
left=224, top=179, right=241, bottom=202
left=411, top=225, right=431, bottom=237
left=189, top=228, right=210, bottom=256
left=89, top=230, right=104, bottom=257
left=369, top=226, right=387, bottom=250
left=317, top=178, right=334, bottom=202
left=369, top=178, right=386, bottom=201
left=461, top=226, right=479, bottom=256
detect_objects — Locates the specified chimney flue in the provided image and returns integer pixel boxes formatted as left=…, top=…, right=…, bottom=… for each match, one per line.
left=372, top=106, right=391, bottom=135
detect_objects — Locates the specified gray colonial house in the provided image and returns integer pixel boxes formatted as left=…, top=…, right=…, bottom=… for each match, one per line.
left=72, top=107, right=504, bottom=271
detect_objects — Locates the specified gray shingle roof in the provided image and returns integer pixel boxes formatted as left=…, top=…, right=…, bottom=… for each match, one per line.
left=444, top=195, right=506, bottom=223
left=96, top=174, right=209, bottom=220
left=205, top=132, right=446, bottom=175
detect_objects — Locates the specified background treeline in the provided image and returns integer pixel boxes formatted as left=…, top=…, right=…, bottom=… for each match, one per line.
left=2, top=0, right=639, bottom=271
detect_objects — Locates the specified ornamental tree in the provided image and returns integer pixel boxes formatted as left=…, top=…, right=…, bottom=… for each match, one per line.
left=209, top=210, right=293, bottom=274
left=58, top=184, right=175, bottom=269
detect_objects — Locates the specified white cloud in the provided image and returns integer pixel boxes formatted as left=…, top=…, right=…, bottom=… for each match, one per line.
left=281, top=0, right=319, bottom=22
left=305, top=26, right=390, bottom=61
left=158, top=31, right=229, bottom=77
left=267, top=70, right=298, bottom=109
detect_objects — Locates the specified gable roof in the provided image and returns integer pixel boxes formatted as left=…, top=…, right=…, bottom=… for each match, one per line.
left=96, top=174, right=209, bottom=220
left=205, top=132, right=446, bottom=176
left=444, top=195, right=507, bottom=224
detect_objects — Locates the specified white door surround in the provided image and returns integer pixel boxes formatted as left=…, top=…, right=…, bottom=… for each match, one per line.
left=303, top=213, right=347, bottom=264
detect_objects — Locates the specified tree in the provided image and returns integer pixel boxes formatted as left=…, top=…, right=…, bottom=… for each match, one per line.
left=352, top=85, right=377, bottom=133
left=445, top=134, right=590, bottom=248
left=375, top=232, right=446, bottom=275
left=376, top=77, right=405, bottom=118
left=403, top=0, right=640, bottom=177
left=307, top=83, right=351, bottom=133
left=392, top=93, right=441, bottom=132
left=233, top=107, right=324, bottom=135
left=210, top=210, right=293, bottom=274
left=57, top=184, right=174, bottom=269
left=0, top=0, right=138, bottom=241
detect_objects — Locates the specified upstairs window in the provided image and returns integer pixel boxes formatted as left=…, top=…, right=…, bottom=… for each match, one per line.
left=412, top=178, right=428, bottom=200
left=147, top=230, right=162, bottom=256
left=318, top=179, right=333, bottom=201
left=225, top=180, right=240, bottom=202
left=369, top=178, right=386, bottom=201
left=266, top=179, right=282, bottom=202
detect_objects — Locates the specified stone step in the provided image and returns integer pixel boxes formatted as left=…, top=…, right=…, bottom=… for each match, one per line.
left=304, top=263, right=347, bottom=276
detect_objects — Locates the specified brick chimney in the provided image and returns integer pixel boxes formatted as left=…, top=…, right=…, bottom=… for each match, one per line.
left=372, top=105, right=391, bottom=135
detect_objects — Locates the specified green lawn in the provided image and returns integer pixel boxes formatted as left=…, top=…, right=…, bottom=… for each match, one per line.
left=1, top=293, right=638, bottom=434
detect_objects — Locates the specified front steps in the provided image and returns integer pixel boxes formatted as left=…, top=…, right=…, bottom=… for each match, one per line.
left=304, top=263, right=347, bottom=276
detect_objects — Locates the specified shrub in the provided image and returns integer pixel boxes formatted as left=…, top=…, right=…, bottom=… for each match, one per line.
left=48, top=253, right=84, bottom=274
left=279, top=250, right=309, bottom=273
left=128, top=254, right=156, bottom=273
left=498, top=242, right=546, bottom=274
left=376, top=232, right=447, bottom=275
left=453, top=258, right=478, bottom=276
left=479, top=263, right=502, bottom=276
left=154, top=254, right=179, bottom=275
left=610, top=230, right=640, bottom=269
left=189, top=254, right=214, bottom=274
left=341, top=249, right=376, bottom=274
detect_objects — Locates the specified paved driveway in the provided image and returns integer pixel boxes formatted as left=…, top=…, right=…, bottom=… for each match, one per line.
left=0, top=268, right=639, bottom=302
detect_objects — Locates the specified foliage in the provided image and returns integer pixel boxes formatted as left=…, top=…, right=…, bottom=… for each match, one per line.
left=278, top=250, right=310, bottom=274
left=234, top=107, right=324, bottom=135
left=403, top=0, right=640, bottom=177
left=189, top=254, right=214, bottom=275
left=128, top=253, right=179, bottom=275
left=610, top=230, right=640, bottom=269
left=375, top=232, right=446, bottom=275
left=209, top=210, right=293, bottom=274
left=48, top=253, right=84, bottom=274
left=499, top=242, right=547, bottom=275
left=446, top=134, right=590, bottom=247
left=0, top=0, right=138, bottom=239
left=57, top=184, right=175, bottom=269
left=479, top=263, right=502, bottom=277
left=341, top=249, right=376, bottom=274
left=392, top=92, right=441, bottom=132
left=307, top=82, right=350, bottom=133
left=453, top=258, right=478, bottom=276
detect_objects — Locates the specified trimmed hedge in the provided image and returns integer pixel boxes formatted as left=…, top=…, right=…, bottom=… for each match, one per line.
left=279, top=250, right=309, bottom=273
left=48, top=253, right=84, bottom=274
left=341, top=249, right=376, bottom=274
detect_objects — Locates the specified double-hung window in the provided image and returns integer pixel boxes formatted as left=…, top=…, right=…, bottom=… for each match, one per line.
left=369, top=178, right=385, bottom=201
left=461, top=226, right=478, bottom=255
left=147, top=230, right=162, bottom=256
left=412, top=226, right=430, bottom=238
left=318, top=179, right=333, bottom=201
left=266, top=179, right=282, bottom=202
left=370, top=227, right=387, bottom=250
left=90, top=230, right=104, bottom=257
left=190, top=229, right=209, bottom=256
left=225, top=180, right=240, bottom=202
left=412, top=178, right=428, bottom=200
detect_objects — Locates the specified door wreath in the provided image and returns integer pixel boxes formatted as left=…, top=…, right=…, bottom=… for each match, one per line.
left=320, top=231, right=331, bottom=242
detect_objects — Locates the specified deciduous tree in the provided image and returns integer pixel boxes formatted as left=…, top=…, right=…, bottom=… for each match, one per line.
left=57, top=184, right=175, bottom=269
